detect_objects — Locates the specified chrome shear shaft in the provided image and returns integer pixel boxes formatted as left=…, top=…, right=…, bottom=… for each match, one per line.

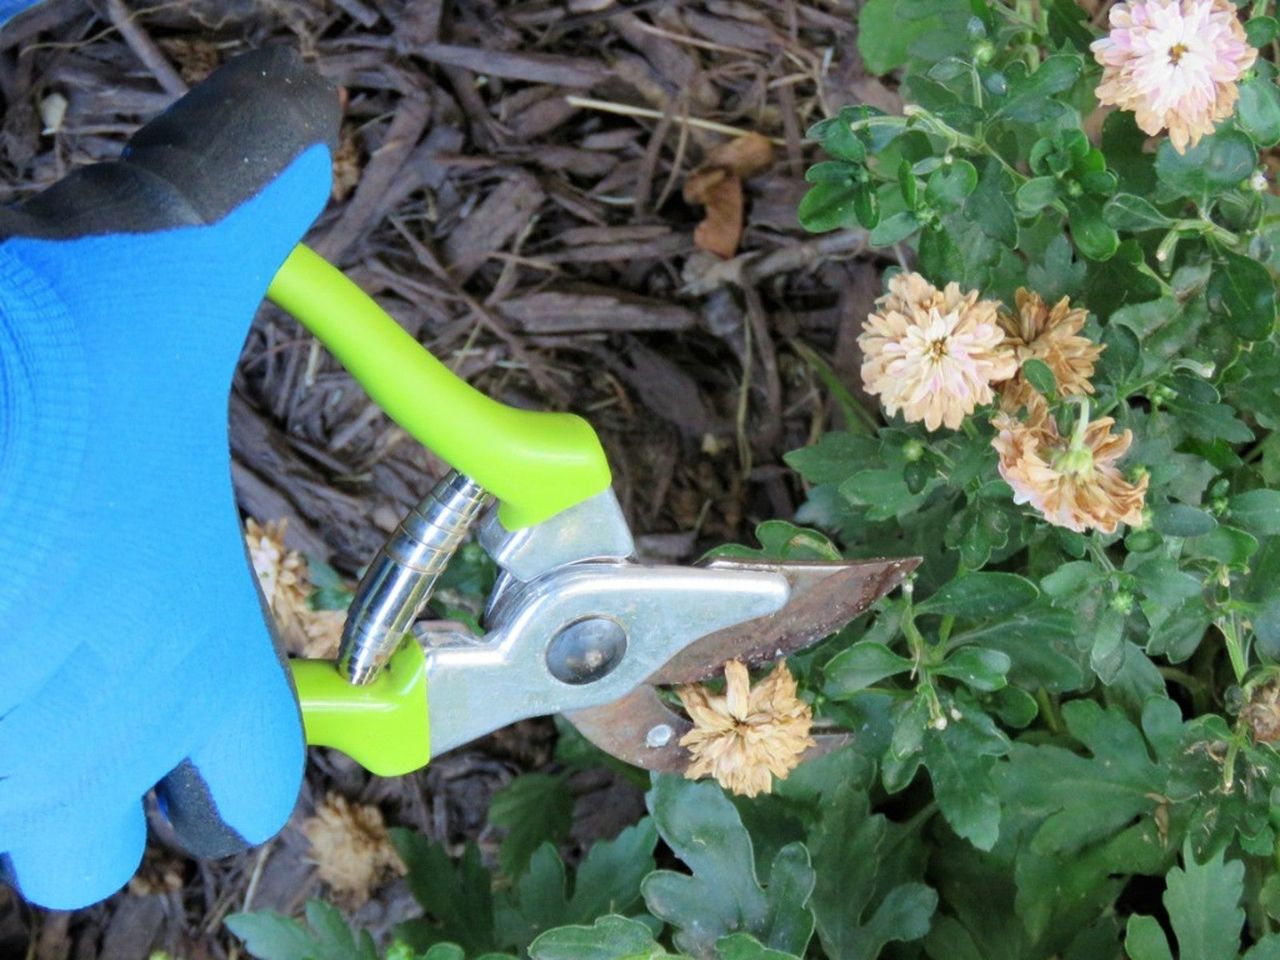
left=339, top=470, right=489, bottom=684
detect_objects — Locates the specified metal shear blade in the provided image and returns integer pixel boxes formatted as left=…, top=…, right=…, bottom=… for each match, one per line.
left=566, top=555, right=919, bottom=770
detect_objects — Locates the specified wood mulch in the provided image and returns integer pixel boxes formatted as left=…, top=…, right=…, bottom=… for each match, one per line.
left=0, top=1, right=899, bottom=956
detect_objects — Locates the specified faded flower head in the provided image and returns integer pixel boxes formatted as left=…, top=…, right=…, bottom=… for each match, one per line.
left=997, top=289, right=1104, bottom=412
left=301, top=793, right=406, bottom=907
left=1092, top=0, right=1257, bottom=154
left=677, top=659, right=816, bottom=798
left=992, top=397, right=1148, bottom=534
left=244, top=518, right=346, bottom=659
left=1243, top=680, right=1280, bottom=744
left=860, top=273, right=1016, bottom=432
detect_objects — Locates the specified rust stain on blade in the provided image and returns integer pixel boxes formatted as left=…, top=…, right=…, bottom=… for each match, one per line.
left=566, top=686, right=850, bottom=772
left=650, top=556, right=919, bottom=686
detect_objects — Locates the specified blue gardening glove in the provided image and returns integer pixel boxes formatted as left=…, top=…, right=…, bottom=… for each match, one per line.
left=0, top=46, right=339, bottom=908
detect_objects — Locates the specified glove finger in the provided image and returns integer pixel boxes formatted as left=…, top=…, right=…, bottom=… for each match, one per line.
left=2, top=797, right=146, bottom=910
left=155, top=647, right=305, bottom=858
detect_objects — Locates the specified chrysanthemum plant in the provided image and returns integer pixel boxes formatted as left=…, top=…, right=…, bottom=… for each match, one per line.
left=229, top=4, right=1280, bottom=960
left=784, top=0, right=1280, bottom=955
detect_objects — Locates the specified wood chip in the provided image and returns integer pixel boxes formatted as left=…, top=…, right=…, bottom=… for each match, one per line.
left=417, top=42, right=607, bottom=88
left=443, top=170, right=546, bottom=281
left=498, top=285, right=697, bottom=333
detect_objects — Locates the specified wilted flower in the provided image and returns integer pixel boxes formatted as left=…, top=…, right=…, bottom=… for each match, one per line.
left=1091, top=0, right=1257, bottom=154
left=244, top=518, right=346, bottom=659
left=997, top=289, right=1104, bottom=412
left=301, top=793, right=405, bottom=907
left=1242, top=680, right=1280, bottom=744
left=859, top=273, right=1017, bottom=432
left=992, top=398, right=1147, bottom=534
left=677, top=660, right=815, bottom=798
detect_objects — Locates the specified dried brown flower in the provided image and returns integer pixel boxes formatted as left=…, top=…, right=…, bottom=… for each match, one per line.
left=301, top=793, right=405, bottom=907
left=677, top=660, right=816, bottom=798
left=244, top=518, right=346, bottom=659
left=1243, top=681, right=1280, bottom=744
left=859, top=272, right=1017, bottom=432
left=992, top=398, right=1148, bottom=534
left=996, top=289, right=1104, bottom=412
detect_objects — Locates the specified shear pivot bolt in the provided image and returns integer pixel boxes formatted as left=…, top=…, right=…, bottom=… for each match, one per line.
left=546, top=617, right=627, bottom=685
left=645, top=724, right=674, bottom=748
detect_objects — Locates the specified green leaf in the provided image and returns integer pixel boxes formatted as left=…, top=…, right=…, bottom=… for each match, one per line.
left=1155, top=129, right=1256, bottom=203
left=805, top=160, right=860, bottom=183
left=855, top=0, right=935, bottom=75
left=1189, top=525, right=1258, bottom=567
left=392, top=832, right=496, bottom=955
left=1065, top=195, right=1120, bottom=261
left=923, top=708, right=1009, bottom=850
left=994, top=54, right=1084, bottom=122
left=567, top=819, right=658, bottom=922
left=918, top=573, right=1040, bottom=619
left=797, top=181, right=863, bottom=233
left=1124, top=915, right=1174, bottom=960
left=714, top=933, right=800, bottom=960
left=643, top=777, right=814, bottom=959
left=1089, top=606, right=1127, bottom=685
left=925, top=159, right=978, bottom=212
left=1151, top=503, right=1217, bottom=538
left=489, top=774, right=574, bottom=878
left=995, top=699, right=1180, bottom=857
left=1237, top=75, right=1280, bottom=147
left=1016, top=176, right=1060, bottom=212
left=869, top=210, right=923, bottom=245
left=934, top=647, right=1011, bottom=692
left=228, top=902, right=378, bottom=960
left=1162, top=842, right=1246, bottom=960
left=784, top=433, right=879, bottom=485
left=808, top=787, right=937, bottom=959
left=1103, top=193, right=1173, bottom=231
left=529, top=916, right=671, bottom=960
left=494, top=845, right=571, bottom=953
left=1234, top=490, right=1280, bottom=537
left=1026, top=233, right=1086, bottom=303
left=825, top=642, right=916, bottom=697
left=1020, top=358, right=1057, bottom=398
left=1207, top=251, right=1277, bottom=341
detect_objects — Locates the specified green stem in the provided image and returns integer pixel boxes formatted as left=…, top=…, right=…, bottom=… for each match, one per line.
left=1036, top=687, right=1064, bottom=734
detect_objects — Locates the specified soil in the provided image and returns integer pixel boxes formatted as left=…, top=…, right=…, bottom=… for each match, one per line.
left=0, top=1, right=896, bottom=955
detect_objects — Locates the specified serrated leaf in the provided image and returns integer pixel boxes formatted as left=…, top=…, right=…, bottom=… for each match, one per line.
left=993, top=54, right=1083, bottom=122
left=643, top=777, right=813, bottom=959
left=918, top=573, right=1040, bottom=619
left=995, top=700, right=1180, bottom=857
left=489, top=774, right=574, bottom=878
left=825, top=642, right=916, bottom=697
left=529, top=915, right=671, bottom=960
left=1161, top=842, right=1246, bottom=960
left=809, top=787, right=937, bottom=959
left=567, top=819, right=658, bottom=922
left=1124, top=915, right=1174, bottom=960
left=227, top=902, right=379, bottom=960
left=923, top=708, right=1009, bottom=850
left=392, top=832, right=496, bottom=955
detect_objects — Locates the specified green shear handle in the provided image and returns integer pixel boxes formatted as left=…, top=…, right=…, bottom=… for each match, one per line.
left=267, top=244, right=611, bottom=531
left=270, top=245, right=612, bottom=774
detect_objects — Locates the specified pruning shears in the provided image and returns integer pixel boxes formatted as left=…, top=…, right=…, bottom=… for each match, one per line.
left=270, top=245, right=919, bottom=777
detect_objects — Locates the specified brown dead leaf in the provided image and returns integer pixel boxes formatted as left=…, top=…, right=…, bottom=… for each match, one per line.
left=684, top=132, right=774, bottom=259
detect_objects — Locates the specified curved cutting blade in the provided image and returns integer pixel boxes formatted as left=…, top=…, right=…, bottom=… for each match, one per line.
left=568, top=554, right=919, bottom=769
left=651, top=556, right=919, bottom=685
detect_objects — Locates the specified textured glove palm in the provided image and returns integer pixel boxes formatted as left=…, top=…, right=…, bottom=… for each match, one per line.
left=0, top=47, right=339, bottom=908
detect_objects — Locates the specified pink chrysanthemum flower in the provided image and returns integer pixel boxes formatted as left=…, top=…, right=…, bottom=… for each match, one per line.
left=859, top=273, right=1016, bottom=432
left=1091, top=0, right=1257, bottom=154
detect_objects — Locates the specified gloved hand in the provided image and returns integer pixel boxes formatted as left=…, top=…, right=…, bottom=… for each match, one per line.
left=0, top=46, right=339, bottom=908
